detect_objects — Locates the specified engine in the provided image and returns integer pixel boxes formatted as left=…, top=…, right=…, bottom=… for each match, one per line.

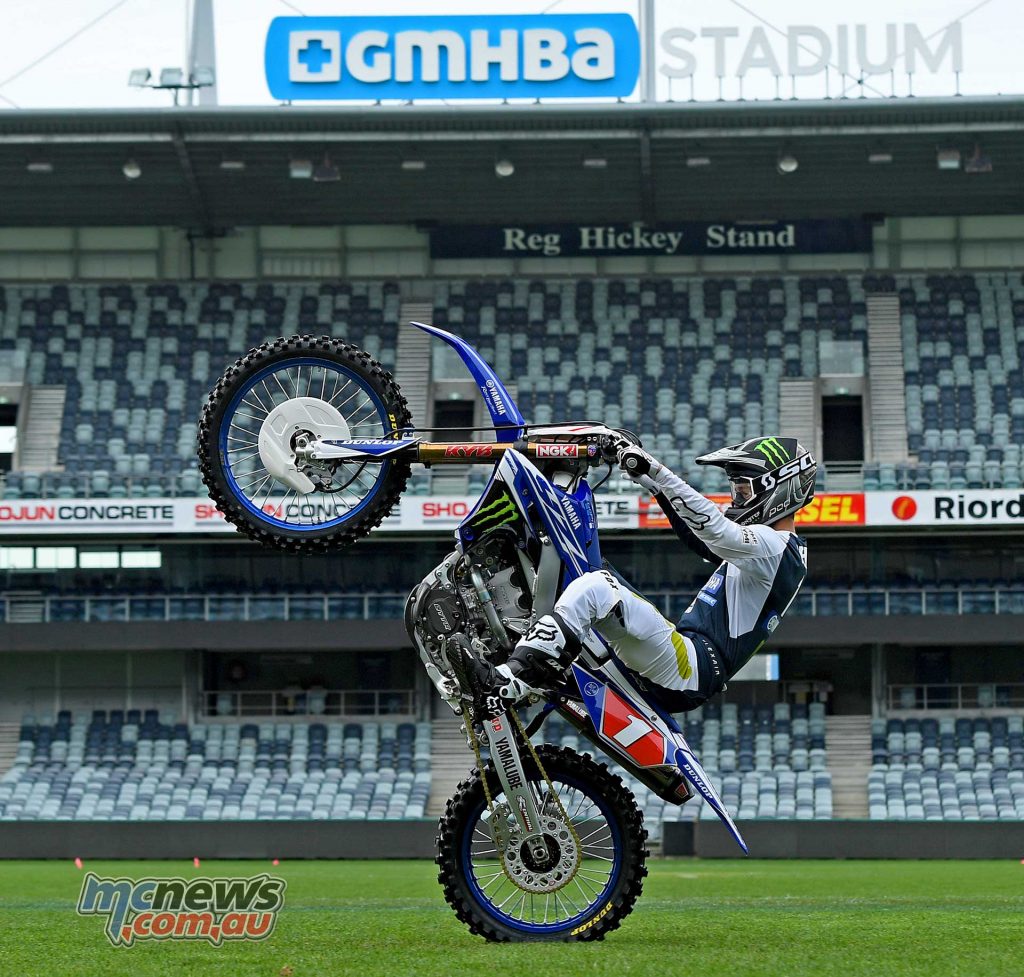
left=406, top=529, right=534, bottom=711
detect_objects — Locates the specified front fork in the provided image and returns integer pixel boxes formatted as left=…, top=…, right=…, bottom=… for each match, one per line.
left=482, top=713, right=549, bottom=862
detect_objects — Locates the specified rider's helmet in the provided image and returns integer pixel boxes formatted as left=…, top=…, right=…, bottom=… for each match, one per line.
left=695, top=436, right=816, bottom=526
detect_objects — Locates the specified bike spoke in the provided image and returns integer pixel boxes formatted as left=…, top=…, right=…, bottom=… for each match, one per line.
left=224, top=358, right=389, bottom=529
left=467, top=776, right=617, bottom=931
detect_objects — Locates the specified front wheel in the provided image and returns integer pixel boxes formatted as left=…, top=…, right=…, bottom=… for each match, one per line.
left=436, top=746, right=648, bottom=942
left=197, top=335, right=412, bottom=553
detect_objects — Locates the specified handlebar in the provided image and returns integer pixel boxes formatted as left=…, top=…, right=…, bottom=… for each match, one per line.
left=415, top=441, right=604, bottom=464
left=412, top=433, right=633, bottom=465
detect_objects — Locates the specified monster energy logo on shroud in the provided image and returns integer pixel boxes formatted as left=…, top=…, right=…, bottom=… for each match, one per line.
left=471, top=491, right=518, bottom=530
left=754, top=438, right=789, bottom=466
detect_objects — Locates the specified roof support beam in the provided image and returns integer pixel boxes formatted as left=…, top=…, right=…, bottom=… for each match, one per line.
left=171, top=124, right=212, bottom=233
left=639, top=128, right=654, bottom=224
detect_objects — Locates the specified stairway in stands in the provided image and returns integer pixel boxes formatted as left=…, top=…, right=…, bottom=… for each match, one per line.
left=866, top=294, right=910, bottom=462
left=0, top=723, right=21, bottom=776
left=3, top=591, right=45, bottom=623
left=778, top=378, right=818, bottom=457
left=396, top=303, right=433, bottom=431
left=427, top=713, right=474, bottom=816
left=826, top=715, right=871, bottom=817
left=15, top=385, right=65, bottom=470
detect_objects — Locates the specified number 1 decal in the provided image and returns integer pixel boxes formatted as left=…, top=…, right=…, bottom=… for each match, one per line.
left=610, top=713, right=650, bottom=748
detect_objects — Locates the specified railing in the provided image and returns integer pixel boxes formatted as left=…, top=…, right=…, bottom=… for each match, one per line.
left=787, top=587, right=1024, bottom=617
left=24, top=684, right=184, bottom=716
left=4, top=587, right=1024, bottom=624
left=200, top=688, right=415, bottom=718
left=0, top=592, right=409, bottom=624
left=887, top=683, right=1024, bottom=711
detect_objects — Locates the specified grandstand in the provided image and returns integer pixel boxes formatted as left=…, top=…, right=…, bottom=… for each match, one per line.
left=3, top=270, right=1024, bottom=497
left=1, top=96, right=1023, bottom=859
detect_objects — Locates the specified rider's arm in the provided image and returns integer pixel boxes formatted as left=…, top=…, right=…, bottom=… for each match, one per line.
left=645, top=465, right=786, bottom=564
left=652, top=491, right=719, bottom=563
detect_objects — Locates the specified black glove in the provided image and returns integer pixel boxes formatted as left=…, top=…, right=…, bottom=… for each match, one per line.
left=618, top=445, right=657, bottom=480
left=598, top=432, right=638, bottom=464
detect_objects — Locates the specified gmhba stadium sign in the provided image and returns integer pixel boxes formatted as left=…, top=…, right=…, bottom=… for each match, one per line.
left=265, top=14, right=640, bottom=100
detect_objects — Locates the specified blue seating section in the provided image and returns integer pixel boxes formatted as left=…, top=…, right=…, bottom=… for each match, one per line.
left=868, top=714, right=1024, bottom=820
left=535, top=700, right=832, bottom=841
left=1, top=282, right=400, bottom=499
left=0, top=711, right=431, bottom=821
left=434, top=276, right=868, bottom=491
left=894, top=271, right=1024, bottom=490
left=4, top=272, right=1024, bottom=496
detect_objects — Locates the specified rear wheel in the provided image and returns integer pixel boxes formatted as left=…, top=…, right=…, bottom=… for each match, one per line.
left=436, top=746, right=648, bottom=942
left=197, top=335, right=411, bottom=552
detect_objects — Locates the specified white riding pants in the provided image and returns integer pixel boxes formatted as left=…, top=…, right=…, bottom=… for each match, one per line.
left=553, top=570, right=700, bottom=694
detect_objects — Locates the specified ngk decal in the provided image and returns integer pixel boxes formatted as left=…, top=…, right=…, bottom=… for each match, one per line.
left=534, top=443, right=581, bottom=458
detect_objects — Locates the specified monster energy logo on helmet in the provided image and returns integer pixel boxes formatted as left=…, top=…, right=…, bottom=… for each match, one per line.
left=754, top=437, right=789, bottom=466
left=471, top=490, right=519, bottom=531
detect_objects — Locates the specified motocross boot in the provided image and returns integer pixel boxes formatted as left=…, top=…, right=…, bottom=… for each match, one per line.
left=460, top=614, right=577, bottom=713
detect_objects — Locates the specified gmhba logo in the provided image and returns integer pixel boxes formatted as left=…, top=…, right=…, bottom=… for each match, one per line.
left=265, top=14, right=640, bottom=100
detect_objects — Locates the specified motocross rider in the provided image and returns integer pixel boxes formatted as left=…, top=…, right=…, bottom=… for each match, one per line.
left=464, top=436, right=815, bottom=714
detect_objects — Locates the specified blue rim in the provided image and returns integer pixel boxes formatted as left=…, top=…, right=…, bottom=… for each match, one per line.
left=219, top=357, right=391, bottom=533
left=460, top=771, right=623, bottom=935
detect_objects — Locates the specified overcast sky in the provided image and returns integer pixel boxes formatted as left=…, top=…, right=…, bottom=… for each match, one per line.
left=0, top=0, right=1019, bottom=110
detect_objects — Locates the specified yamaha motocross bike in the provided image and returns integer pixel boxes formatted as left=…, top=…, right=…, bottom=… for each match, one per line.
left=197, top=322, right=748, bottom=942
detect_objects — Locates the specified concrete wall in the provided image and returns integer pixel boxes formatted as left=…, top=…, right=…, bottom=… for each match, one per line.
left=663, top=820, right=1024, bottom=859
left=6, top=819, right=1023, bottom=859
left=0, top=820, right=437, bottom=859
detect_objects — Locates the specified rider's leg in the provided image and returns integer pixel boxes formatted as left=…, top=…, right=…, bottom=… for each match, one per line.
left=471, top=569, right=698, bottom=706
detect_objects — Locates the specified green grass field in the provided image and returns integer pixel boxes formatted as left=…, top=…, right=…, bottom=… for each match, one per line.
left=2, top=858, right=1022, bottom=977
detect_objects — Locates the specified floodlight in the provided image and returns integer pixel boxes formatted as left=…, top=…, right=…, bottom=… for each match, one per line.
left=776, top=153, right=799, bottom=175
left=128, top=68, right=151, bottom=87
left=159, top=67, right=185, bottom=88
left=936, top=149, right=961, bottom=171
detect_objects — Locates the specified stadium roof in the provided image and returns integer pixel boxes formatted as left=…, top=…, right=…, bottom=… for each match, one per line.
left=0, top=95, right=1022, bottom=229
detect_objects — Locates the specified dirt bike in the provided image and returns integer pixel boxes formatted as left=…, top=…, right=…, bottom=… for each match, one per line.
left=197, top=322, right=747, bottom=942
